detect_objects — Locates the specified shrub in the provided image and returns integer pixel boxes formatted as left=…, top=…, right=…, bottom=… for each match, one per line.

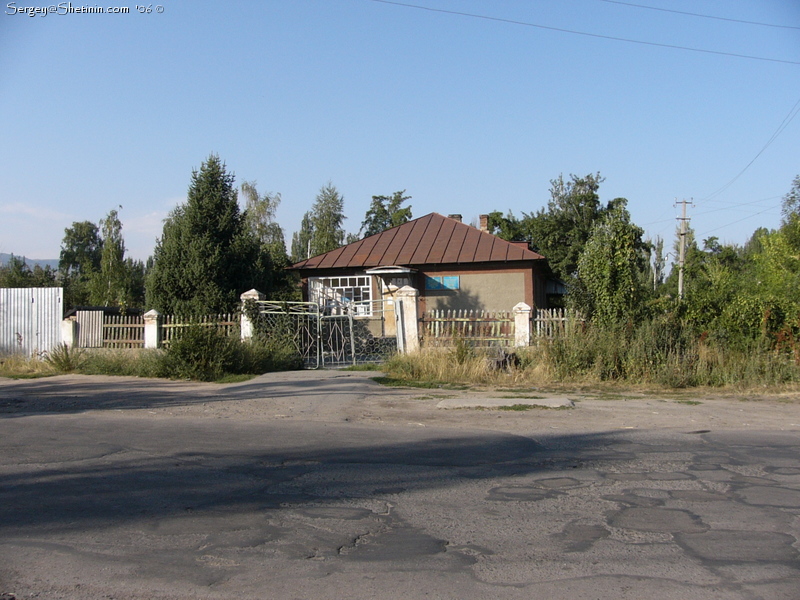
left=43, top=344, right=86, bottom=373
left=163, top=324, right=241, bottom=381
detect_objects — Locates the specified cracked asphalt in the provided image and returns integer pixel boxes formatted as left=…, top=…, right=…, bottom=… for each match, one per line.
left=0, top=371, right=799, bottom=599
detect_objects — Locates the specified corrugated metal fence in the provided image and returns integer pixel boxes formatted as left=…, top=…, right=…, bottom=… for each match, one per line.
left=0, top=287, right=63, bottom=356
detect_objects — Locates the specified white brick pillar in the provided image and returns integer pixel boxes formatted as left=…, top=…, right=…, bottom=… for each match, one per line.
left=513, top=302, right=532, bottom=348
left=143, top=309, right=162, bottom=349
left=395, top=285, right=420, bottom=354
left=240, top=289, right=266, bottom=341
left=61, top=318, right=77, bottom=348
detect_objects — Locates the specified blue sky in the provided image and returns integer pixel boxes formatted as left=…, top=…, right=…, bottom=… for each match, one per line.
left=1, top=0, right=798, bottom=263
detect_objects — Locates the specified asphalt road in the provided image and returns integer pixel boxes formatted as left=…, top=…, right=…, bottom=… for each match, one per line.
left=0, top=372, right=799, bottom=599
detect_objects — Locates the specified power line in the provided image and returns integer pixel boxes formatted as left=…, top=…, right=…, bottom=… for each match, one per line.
left=699, top=96, right=800, bottom=203
left=597, top=0, right=800, bottom=31
left=700, top=204, right=780, bottom=237
left=368, top=0, right=800, bottom=66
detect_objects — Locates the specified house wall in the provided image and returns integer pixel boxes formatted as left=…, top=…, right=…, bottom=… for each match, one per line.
left=418, top=269, right=528, bottom=313
left=298, top=260, right=549, bottom=315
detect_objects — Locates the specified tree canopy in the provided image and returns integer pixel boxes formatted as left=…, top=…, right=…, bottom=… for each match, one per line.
left=485, top=173, right=620, bottom=282
left=572, top=200, right=649, bottom=325
left=357, top=190, right=412, bottom=238
left=291, top=182, right=346, bottom=261
left=146, top=154, right=271, bottom=315
left=59, top=220, right=102, bottom=306
left=0, top=255, right=58, bottom=288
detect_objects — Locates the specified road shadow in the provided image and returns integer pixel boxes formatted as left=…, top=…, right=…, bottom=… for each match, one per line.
left=0, top=370, right=394, bottom=416
left=0, top=416, right=635, bottom=532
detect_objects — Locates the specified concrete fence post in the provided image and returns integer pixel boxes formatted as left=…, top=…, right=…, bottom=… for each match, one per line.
left=395, top=286, right=420, bottom=354
left=61, top=318, right=77, bottom=348
left=513, top=302, right=532, bottom=348
left=143, top=309, right=162, bottom=349
left=240, top=289, right=266, bottom=341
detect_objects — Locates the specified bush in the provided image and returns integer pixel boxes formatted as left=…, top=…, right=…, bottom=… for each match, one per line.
left=162, top=324, right=304, bottom=381
left=163, top=325, right=243, bottom=381
left=43, top=344, right=86, bottom=373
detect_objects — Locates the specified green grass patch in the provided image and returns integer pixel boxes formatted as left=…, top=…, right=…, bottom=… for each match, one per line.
left=341, top=364, right=384, bottom=371
left=215, top=373, right=258, bottom=384
left=372, top=376, right=469, bottom=390
left=499, top=394, right=545, bottom=400
left=494, top=403, right=573, bottom=411
left=496, top=404, right=538, bottom=411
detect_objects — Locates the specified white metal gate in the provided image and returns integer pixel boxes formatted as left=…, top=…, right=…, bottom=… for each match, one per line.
left=252, top=300, right=398, bottom=368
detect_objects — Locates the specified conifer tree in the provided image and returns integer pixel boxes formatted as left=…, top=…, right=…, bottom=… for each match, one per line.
left=146, top=154, right=267, bottom=315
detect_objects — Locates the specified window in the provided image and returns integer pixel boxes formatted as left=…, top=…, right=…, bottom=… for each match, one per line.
left=425, top=275, right=460, bottom=290
left=309, top=276, right=372, bottom=315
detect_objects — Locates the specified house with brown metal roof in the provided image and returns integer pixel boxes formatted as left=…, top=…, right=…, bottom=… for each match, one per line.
left=289, top=213, right=560, bottom=321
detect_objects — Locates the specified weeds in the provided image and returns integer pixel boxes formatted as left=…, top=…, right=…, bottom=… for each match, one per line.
left=43, top=344, right=86, bottom=373
left=1, top=327, right=303, bottom=383
left=0, top=353, right=55, bottom=378
left=381, top=318, right=800, bottom=392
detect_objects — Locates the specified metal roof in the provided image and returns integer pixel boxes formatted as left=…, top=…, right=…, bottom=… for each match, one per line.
left=290, top=212, right=545, bottom=270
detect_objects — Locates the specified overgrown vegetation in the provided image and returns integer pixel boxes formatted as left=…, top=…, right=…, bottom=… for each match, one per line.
left=1, top=322, right=303, bottom=382
left=162, top=324, right=301, bottom=381
left=381, top=316, right=800, bottom=390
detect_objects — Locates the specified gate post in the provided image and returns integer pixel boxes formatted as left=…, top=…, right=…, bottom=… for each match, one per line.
left=513, top=302, right=532, bottom=348
left=396, top=286, right=420, bottom=354
left=240, top=289, right=266, bottom=341
left=143, top=310, right=162, bottom=349
left=61, top=317, right=77, bottom=348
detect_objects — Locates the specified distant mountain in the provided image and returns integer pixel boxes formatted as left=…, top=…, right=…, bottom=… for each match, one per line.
left=0, top=253, right=59, bottom=270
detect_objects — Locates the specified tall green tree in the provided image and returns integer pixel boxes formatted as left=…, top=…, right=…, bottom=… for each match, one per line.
left=309, top=182, right=346, bottom=256
left=572, top=200, right=649, bottom=326
left=59, top=221, right=102, bottom=307
left=518, top=173, right=614, bottom=281
left=124, top=258, right=148, bottom=308
left=240, top=181, right=297, bottom=299
left=290, top=212, right=313, bottom=263
left=240, top=181, right=288, bottom=264
left=88, top=207, right=129, bottom=307
left=780, top=174, right=800, bottom=250
left=485, top=210, right=525, bottom=241
left=357, top=190, right=412, bottom=238
left=146, top=154, right=268, bottom=315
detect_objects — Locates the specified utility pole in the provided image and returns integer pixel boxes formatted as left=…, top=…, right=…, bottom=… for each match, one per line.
left=675, top=199, right=693, bottom=300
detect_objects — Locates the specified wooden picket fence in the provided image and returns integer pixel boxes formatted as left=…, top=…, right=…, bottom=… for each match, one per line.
left=98, top=313, right=238, bottom=349
left=420, top=307, right=582, bottom=348
left=533, top=308, right=582, bottom=339
left=421, top=309, right=514, bottom=347
left=160, top=313, right=238, bottom=348
left=102, top=314, right=145, bottom=348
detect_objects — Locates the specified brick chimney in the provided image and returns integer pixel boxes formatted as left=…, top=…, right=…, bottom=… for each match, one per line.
left=448, top=214, right=462, bottom=223
left=479, top=214, right=489, bottom=233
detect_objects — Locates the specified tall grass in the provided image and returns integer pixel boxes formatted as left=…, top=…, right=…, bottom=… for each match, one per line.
left=1, top=327, right=304, bottom=382
left=384, top=316, right=800, bottom=390
left=0, top=352, right=56, bottom=378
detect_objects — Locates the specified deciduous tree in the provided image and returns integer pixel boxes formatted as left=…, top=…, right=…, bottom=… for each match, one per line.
left=357, top=190, right=412, bottom=238
left=89, top=207, right=128, bottom=307
left=573, top=200, right=649, bottom=326
left=59, top=221, right=102, bottom=307
left=309, top=182, right=346, bottom=256
left=519, top=173, right=613, bottom=281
